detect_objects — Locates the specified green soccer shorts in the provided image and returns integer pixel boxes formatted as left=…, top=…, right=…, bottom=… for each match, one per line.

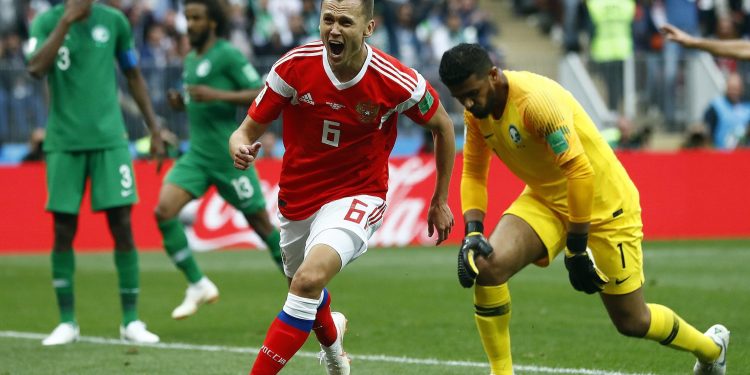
left=165, top=153, right=267, bottom=215
left=45, top=147, right=138, bottom=213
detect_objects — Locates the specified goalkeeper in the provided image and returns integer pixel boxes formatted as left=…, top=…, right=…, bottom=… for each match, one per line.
left=440, top=43, right=729, bottom=375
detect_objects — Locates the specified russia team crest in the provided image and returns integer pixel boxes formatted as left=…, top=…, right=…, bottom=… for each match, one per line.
left=356, top=100, right=380, bottom=124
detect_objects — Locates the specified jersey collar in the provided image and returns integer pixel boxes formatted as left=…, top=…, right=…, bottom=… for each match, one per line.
left=322, top=43, right=372, bottom=91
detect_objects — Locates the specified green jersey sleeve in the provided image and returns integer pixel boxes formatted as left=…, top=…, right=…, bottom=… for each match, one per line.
left=225, top=49, right=262, bottom=89
left=25, top=8, right=57, bottom=60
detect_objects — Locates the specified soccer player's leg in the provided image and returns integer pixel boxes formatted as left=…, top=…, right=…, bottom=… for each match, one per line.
left=474, top=194, right=565, bottom=375
left=592, top=217, right=725, bottom=373
left=43, top=151, right=86, bottom=345
left=217, top=165, right=283, bottom=271
left=250, top=231, right=345, bottom=373
left=250, top=195, right=382, bottom=374
left=93, top=148, right=158, bottom=343
left=157, top=156, right=218, bottom=319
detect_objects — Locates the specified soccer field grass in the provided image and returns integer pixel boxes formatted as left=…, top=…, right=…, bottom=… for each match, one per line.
left=1, top=240, right=748, bottom=374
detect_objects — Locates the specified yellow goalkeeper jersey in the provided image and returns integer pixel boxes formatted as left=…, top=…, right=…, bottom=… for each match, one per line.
left=461, top=70, right=640, bottom=224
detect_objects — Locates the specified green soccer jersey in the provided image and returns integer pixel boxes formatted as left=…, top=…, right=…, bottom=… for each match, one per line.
left=183, top=39, right=262, bottom=163
left=27, top=4, right=133, bottom=152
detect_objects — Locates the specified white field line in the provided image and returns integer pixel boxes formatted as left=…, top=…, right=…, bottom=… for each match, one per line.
left=0, top=330, right=655, bottom=375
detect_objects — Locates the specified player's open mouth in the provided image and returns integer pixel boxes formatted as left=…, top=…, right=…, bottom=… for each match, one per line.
left=328, top=41, right=345, bottom=56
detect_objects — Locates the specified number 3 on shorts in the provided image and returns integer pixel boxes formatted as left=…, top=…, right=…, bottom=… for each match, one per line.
left=119, top=164, right=133, bottom=189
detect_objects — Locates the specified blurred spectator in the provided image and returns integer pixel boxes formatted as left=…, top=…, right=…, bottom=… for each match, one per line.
left=657, top=0, right=700, bottom=130
left=561, top=0, right=584, bottom=53
left=0, top=0, right=27, bottom=37
left=2, top=32, right=46, bottom=141
left=369, top=13, right=391, bottom=51
left=249, top=0, right=285, bottom=55
left=586, top=0, right=635, bottom=114
left=430, top=11, right=478, bottom=59
left=682, top=124, right=711, bottom=149
left=21, top=127, right=45, bottom=162
left=391, top=2, right=423, bottom=67
left=600, top=117, right=652, bottom=150
left=703, top=72, right=750, bottom=150
left=140, top=23, right=175, bottom=108
left=135, top=127, right=180, bottom=159
left=258, top=132, right=281, bottom=159
left=0, top=37, right=9, bottom=142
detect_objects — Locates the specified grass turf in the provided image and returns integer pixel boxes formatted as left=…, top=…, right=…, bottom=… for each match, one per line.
left=0, top=240, right=747, bottom=374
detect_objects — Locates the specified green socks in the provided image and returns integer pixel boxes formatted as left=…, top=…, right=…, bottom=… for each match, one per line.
left=51, top=250, right=75, bottom=323
left=158, top=218, right=204, bottom=283
left=264, top=229, right=284, bottom=271
left=114, top=250, right=139, bottom=326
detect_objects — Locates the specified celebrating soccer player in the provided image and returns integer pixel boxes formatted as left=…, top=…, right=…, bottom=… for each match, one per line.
left=229, top=0, right=456, bottom=373
left=439, top=43, right=729, bottom=375
left=154, top=0, right=284, bottom=321
left=26, top=0, right=165, bottom=345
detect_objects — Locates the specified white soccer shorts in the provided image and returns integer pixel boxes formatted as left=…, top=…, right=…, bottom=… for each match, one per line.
left=278, top=195, right=387, bottom=277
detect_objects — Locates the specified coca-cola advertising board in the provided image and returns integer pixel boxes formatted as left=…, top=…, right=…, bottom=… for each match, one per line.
left=2, top=151, right=750, bottom=253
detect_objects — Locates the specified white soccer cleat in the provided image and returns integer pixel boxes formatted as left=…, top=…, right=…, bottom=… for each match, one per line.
left=171, top=277, right=219, bottom=320
left=42, top=322, right=79, bottom=346
left=120, top=320, right=160, bottom=344
left=694, top=324, right=730, bottom=375
left=319, top=311, right=351, bottom=375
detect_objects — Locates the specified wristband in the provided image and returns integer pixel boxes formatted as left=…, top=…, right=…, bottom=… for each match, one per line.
left=566, top=232, right=588, bottom=254
left=465, top=221, right=484, bottom=235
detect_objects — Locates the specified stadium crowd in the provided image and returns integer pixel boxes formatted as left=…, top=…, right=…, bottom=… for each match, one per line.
left=0, top=0, right=500, bottom=157
left=516, top=0, right=750, bottom=150
left=4, top=0, right=750, bottom=156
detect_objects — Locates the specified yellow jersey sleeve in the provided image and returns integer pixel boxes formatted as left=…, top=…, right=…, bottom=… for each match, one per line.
left=521, top=91, right=594, bottom=223
left=461, top=110, right=492, bottom=214
left=520, top=91, right=583, bottom=165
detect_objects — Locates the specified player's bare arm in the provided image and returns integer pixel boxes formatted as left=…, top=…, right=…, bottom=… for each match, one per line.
left=123, top=68, right=166, bottom=172
left=27, top=0, right=94, bottom=78
left=229, top=115, right=269, bottom=170
left=423, top=103, right=456, bottom=244
left=661, top=23, right=750, bottom=60
left=187, top=85, right=261, bottom=106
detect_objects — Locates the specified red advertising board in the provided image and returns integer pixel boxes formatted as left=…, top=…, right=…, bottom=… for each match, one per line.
left=2, top=150, right=750, bottom=253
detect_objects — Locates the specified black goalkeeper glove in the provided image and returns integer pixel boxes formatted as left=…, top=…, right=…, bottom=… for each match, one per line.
left=457, top=221, right=493, bottom=288
left=563, top=232, right=609, bottom=294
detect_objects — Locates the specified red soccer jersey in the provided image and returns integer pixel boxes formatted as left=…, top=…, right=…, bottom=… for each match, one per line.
left=248, top=41, right=440, bottom=220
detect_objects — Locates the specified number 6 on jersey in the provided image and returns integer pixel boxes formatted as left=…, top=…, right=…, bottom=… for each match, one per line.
left=322, top=120, right=340, bottom=147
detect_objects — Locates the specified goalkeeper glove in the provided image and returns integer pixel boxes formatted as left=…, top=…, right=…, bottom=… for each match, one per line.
left=564, top=232, right=609, bottom=294
left=457, top=221, right=493, bottom=288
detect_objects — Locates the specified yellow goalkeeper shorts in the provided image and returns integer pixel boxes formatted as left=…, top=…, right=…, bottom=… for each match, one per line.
left=504, top=191, right=645, bottom=295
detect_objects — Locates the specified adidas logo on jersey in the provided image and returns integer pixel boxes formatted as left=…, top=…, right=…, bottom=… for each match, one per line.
left=299, top=93, right=315, bottom=105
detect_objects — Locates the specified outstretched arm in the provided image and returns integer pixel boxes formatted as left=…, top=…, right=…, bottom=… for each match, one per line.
left=422, top=103, right=456, bottom=244
left=661, top=23, right=750, bottom=60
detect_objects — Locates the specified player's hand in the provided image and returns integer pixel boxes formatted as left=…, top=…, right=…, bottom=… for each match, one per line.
left=63, top=0, right=94, bottom=24
left=232, top=142, right=261, bottom=170
left=457, top=232, right=493, bottom=288
left=660, top=24, right=694, bottom=46
left=427, top=200, right=454, bottom=245
left=187, top=85, right=220, bottom=102
left=167, top=89, right=185, bottom=110
left=150, top=130, right=167, bottom=173
left=564, top=248, right=609, bottom=294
